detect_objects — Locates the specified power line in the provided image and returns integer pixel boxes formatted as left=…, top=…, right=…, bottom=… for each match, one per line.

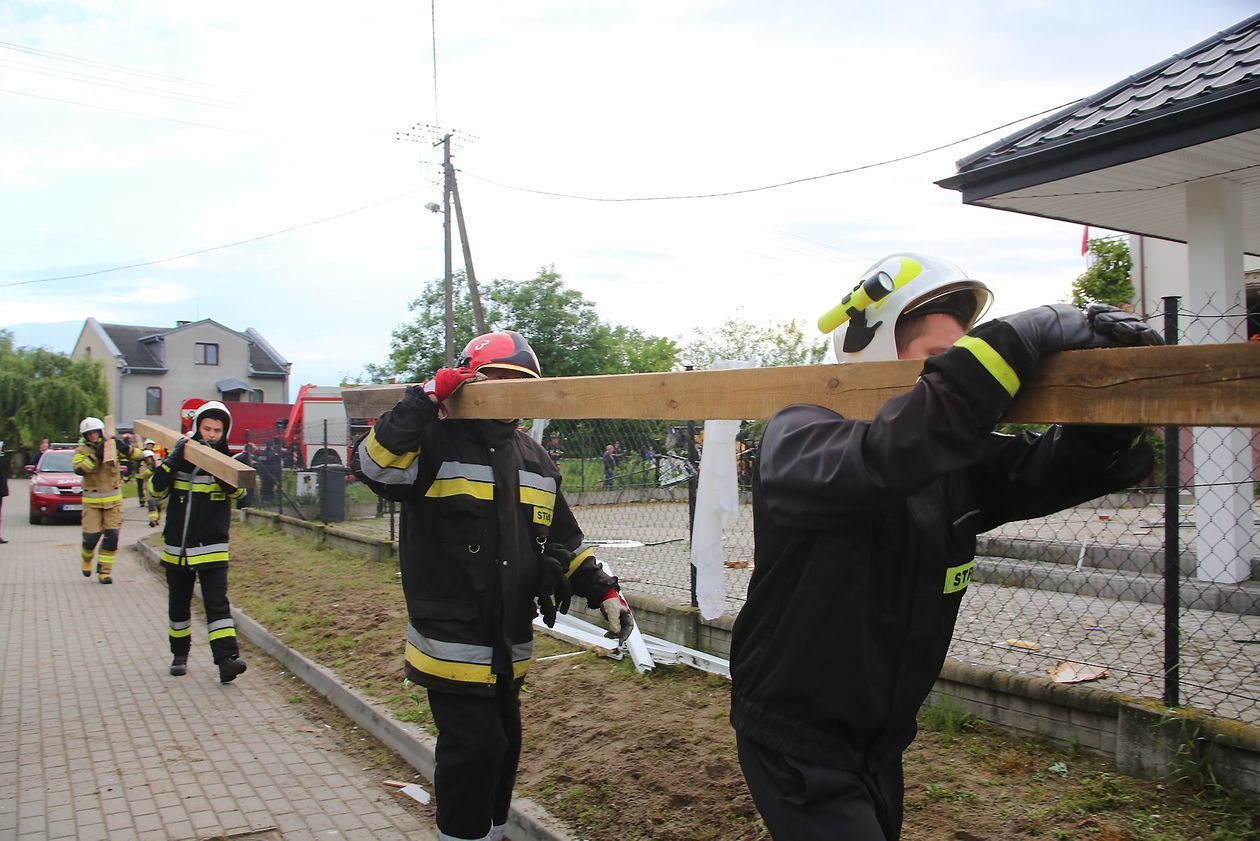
left=1, top=189, right=432, bottom=289
left=0, top=39, right=227, bottom=91
left=0, top=86, right=268, bottom=135
left=457, top=99, right=1082, bottom=203
left=0, top=57, right=244, bottom=110
left=430, top=0, right=440, bottom=128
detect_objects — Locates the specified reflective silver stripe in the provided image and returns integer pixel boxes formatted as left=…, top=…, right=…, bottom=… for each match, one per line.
left=163, top=542, right=230, bottom=557
left=357, top=440, right=420, bottom=486
left=435, top=461, right=494, bottom=482
left=408, top=624, right=492, bottom=664
left=83, top=489, right=120, bottom=499
left=518, top=470, right=556, bottom=493
left=406, top=626, right=533, bottom=664
left=170, top=620, right=192, bottom=631
left=173, top=472, right=215, bottom=484
left=207, top=618, right=235, bottom=632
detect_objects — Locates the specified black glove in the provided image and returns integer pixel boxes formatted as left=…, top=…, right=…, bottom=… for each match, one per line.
left=93, top=440, right=104, bottom=462
left=167, top=437, right=188, bottom=464
left=1086, top=304, right=1163, bottom=347
left=537, top=544, right=573, bottom=628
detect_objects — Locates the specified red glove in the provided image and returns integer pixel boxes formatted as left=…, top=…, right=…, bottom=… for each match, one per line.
left=422, top=367, right=481, bottom=404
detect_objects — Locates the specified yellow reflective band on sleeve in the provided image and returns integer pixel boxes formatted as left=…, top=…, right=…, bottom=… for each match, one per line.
left=365, top=432, right=419, bottom=471
left=208, top=627, right=237, bottom=642
left=943, top=559, right=975, bottom=594
left=424, top=477, right=494, bottom=500
left=567, top=547, right=594, bottom=576
left=519, top=486, right=557, bottom=509
left=954, top=335, right=1021, bottom=398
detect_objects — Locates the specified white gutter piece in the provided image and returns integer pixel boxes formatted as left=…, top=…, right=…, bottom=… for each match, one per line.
left=532, top=612, right=656, bottom=673
left=640, top=634, right=731, bottom=680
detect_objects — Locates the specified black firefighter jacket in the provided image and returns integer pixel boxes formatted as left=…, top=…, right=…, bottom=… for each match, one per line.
left=730, top=324, right=1154, bottom=772
left=148, top=436, right=244, bottom=569
left=352, top=389, right=617, bottom=696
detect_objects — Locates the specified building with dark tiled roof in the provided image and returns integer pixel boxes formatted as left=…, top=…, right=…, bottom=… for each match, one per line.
left=939, top=12, right=1259, bottom=585
left=71, top=318, right=291, bottom=431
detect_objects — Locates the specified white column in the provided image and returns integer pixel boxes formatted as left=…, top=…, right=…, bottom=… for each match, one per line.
left=1184, top=179, right=1253, bottom=584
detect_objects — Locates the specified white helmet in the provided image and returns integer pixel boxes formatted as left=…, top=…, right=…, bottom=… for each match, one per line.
left=819, top=253, right=993, bottom=364
left=142, top=449, right=156, bottom=460
left=79, top=416, right=105, bottom=436
left=192, top=400, right=233, bottom=437
left=144, top=439, right=156, bottom=447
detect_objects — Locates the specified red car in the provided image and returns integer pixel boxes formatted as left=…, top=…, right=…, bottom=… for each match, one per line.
left=26, top=446, right=83, bottom=524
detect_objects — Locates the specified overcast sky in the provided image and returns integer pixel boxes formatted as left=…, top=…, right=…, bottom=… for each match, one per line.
left=1, top=1, right=1254, bottom=387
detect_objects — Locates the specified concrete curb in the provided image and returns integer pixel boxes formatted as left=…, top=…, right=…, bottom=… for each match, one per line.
left=131, top=539, right=573, bottom=841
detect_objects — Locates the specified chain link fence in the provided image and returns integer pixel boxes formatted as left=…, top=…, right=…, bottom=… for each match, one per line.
left=327, top=294, right=1257, bottom=726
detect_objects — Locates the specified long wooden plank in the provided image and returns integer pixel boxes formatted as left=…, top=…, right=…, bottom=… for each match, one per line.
left=133, top=419, right=257, bottom=491
left=103, top=415, right=118, bottom=464
left=340, top=343, right=1260, bottom=427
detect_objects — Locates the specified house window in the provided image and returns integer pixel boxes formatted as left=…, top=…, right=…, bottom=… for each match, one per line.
left=251, top=389, right=264, bottom=403
left=146, top=387, right=162, bottom=415
left=195, top=343, right=220, bottom=365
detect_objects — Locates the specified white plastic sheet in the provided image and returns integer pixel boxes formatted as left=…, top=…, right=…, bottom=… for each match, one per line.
left=690, top=359, right=752, bottom=620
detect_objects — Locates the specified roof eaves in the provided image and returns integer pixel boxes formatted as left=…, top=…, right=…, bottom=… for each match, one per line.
left=937, top=82, right=1260, bottom=199
left=953, top=12, right=1260, bottom=172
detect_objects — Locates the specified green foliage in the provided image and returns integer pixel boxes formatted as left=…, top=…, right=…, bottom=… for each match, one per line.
left=682, top=307, right=829, bottom=369
left=0, top=330, right=108, bottom=450
left=1071, top=238, right=1135, bottom=308
left=363, top=266, right=679, bottom=381
left=920, top=696, right=978, bottom=737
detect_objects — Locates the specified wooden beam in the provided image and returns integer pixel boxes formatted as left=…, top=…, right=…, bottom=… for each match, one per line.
left=133, top=419, right=256, bottom=491
left=341, top=343, right=1260, bottom=427
left=103, top=415, right=118, bottom=464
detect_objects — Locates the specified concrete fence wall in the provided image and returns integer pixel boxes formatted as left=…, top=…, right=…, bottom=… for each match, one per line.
left=239, top=508, right=1260, bottom=795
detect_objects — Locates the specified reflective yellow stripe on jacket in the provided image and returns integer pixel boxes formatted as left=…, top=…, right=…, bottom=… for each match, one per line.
left=404, top=625, right=532, bottom=685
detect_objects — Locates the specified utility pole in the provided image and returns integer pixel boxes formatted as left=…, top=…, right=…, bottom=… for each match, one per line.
left=433, top=130, right=488, bottom=360
left=439, top=133, right=454, bottom=366
left=450, top=172, right=487, bottom=335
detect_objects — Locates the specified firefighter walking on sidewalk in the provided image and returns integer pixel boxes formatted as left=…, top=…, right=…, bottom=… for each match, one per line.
left=73, top=416, right=143, bottom=583
left=148, top=401, right=248, bottom=683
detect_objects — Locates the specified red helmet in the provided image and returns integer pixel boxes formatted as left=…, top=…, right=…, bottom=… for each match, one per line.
left=457, top=330, right=542, bottom=378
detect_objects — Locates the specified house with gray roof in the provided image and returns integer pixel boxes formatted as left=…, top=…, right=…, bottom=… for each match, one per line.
left=938, top=12, right=1259, bottom=586
left=71, top=318, right=291, bottom=432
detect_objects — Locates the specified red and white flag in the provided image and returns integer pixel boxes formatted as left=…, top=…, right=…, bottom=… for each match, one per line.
left=1080, top=225, right=1090, bottom=256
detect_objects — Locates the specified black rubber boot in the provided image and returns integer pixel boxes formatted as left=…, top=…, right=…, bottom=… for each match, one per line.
left=170, top=655, right=188, bottom=676
left=218, top=656, right=247, bottom=684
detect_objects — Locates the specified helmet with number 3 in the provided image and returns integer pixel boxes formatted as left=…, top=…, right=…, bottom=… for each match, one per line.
left=457, top=330, right=542, bottom=379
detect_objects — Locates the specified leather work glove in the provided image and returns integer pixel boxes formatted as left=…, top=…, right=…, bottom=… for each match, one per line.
left=536, top=547, right=573, bottom=628
left=422, top=367, right=482, bottom=405
left=1085, top=304, right=1163, bottom=347
left=93, top=440, right=105, bottom=462
left=599, top=589, right=635, bottom=644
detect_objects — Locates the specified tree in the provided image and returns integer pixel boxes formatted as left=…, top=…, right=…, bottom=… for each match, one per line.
left=0, top=330, right=108, bottom=450
left=364, top=266, right=680, bottom=382
left=1071, top=238, right=1135, bottom=308
left=682, top=309, right=829, bottom=369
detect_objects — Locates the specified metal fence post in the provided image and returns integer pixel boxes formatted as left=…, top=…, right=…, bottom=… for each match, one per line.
left=1162, top=295, right=1181, bottom=708
left=685, top=364, right=700, bottom=608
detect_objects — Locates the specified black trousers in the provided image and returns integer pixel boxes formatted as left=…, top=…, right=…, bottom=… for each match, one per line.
left=427, top=677, right=521, bottom=840
left=737, top=733, right=904, bottom=841
left=165, top=564, right=238, bottom=663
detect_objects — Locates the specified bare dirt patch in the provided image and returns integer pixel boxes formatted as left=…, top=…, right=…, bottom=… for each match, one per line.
left=203, top=523, right=1258, bottom=841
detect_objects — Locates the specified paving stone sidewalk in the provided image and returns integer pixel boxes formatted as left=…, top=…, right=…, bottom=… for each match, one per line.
left=0, top=479, right=437, bottom=841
